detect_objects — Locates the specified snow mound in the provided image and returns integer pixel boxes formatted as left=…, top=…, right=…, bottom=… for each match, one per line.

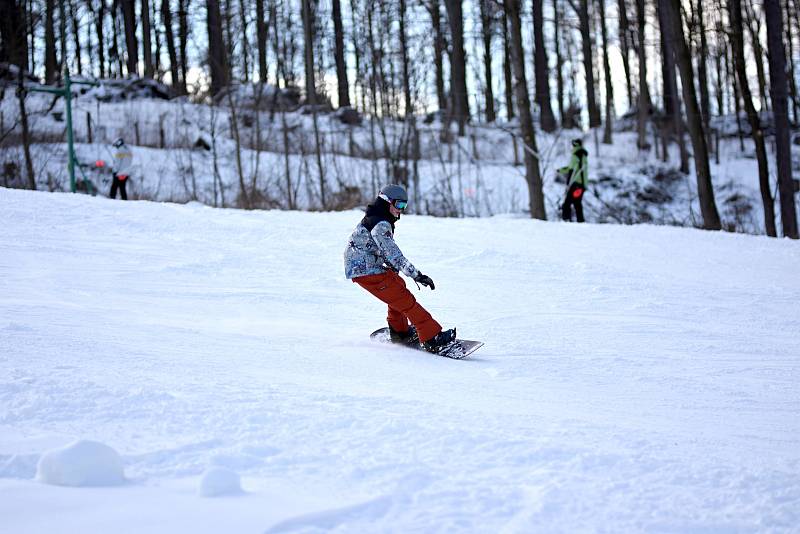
left=198, top=467, right=242, bottom=497
left=36, top=440, right=125, bottom=487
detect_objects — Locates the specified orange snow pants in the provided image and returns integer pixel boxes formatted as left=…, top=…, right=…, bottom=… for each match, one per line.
left=353, top=270, right=442, bottom=343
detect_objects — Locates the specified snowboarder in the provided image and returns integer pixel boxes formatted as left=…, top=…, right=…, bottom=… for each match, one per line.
left=109, top=138, right=132, bottom=200
left=559, top=139, right=588, bottom=223
left=344, top=184, right=457, bottom=353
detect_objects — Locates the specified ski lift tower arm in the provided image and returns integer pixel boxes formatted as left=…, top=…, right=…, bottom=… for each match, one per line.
left=25, top=74, right=99, bottom=193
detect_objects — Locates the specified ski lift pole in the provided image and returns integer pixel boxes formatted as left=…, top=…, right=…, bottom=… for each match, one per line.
left=26, top=73, right=98, bottom=193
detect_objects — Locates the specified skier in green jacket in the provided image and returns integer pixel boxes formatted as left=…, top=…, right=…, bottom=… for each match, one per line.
left=559, top=139, right=588, bottom=223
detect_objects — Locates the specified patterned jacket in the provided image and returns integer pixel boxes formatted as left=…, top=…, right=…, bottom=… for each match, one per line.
left=344, top=202, right=420, bottom=280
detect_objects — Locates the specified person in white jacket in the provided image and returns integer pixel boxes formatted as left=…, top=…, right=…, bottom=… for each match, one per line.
left=110, top=138, right=133, bottom=200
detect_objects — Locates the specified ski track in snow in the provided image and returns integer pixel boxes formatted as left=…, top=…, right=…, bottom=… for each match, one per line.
left=1, top=188, right=799, bottom=532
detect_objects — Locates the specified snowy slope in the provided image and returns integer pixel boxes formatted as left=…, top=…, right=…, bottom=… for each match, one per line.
left=1, top=188, right=799, bottom=533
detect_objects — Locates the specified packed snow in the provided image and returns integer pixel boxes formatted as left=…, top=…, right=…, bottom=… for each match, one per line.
left=36, top=440, right=125, bottom=487
left=198, top=467, right=243, bottom=497
left=1, top=187, right=799, bottom=532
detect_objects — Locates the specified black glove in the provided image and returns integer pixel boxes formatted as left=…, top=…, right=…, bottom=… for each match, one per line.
left=415, top=273, right=435, bottom=290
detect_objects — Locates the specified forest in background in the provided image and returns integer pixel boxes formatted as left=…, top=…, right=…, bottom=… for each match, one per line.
left=0, top=0, right=798, bottom=237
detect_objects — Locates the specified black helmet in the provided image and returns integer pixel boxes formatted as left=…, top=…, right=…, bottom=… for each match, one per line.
left=378, top=184, right=408, bottom=202
left=571, top=138, right=583, bottom=148
left=378, top=184, right=409, bottom=211
left=113, top=138, right=125, bottom=148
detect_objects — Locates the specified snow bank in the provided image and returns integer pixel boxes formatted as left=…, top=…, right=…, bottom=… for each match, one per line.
left=36, top=440, right=125, bottom=487
left=198, top=467, right=242, bottom=497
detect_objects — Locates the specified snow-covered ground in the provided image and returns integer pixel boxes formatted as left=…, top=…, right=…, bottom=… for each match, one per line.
left=1, top=187, right=799, bottom=532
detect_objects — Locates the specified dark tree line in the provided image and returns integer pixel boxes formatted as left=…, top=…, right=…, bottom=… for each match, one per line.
left=0, top=0, right=797, bottom=236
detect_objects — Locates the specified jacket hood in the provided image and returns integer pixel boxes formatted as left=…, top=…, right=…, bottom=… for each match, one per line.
left=574, top=147, right=588, bottom=158
left=361, top=198, right=398, bottom=231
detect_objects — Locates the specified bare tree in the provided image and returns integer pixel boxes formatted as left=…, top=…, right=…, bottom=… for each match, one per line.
left=301, top=0, right=315, bottom=104
left=533, top=0, right=555, bottom=131
left=45, top=0, right=57, bottom=83
left=617, top=0, right=634, bottom=109
left=255, top=0, right=267, bottom=81
left=142, top=0, right=154, bottom=77
left=206, top=0, right=228, bottom=95
left=161, top=0, right=180, bottom=88
left=568, top=0, right=601, bottom=127
left=657, top=0, right=688, bottom=172
left=332, top=0, right=350, bottom=107
left=504, top=0, right=546, bottom=219
left=764, top=0, right=798, bottom=238
left=664, top=0, right=722, bottom=230
left=597, top=0, right=614, bottom=143
left=421, top=0, right=448, bottom=113
left=444, top=0, right=470, bottom=135
left=178, top=0, right=190, bottom=93
left=68, top=0, right=82, bottom=75
left=502, top=7, right=515, bottom=119
left=728, top=0, right=776, bottom=236
left=694, top=0, right=712, bottom=149
left=478, top=0, right=496, bottom=122
left=635, top=0, right=652, bottom=149
left=121, top=0, right=138, bottom=75
left=553, top=0, right=564, bottom=122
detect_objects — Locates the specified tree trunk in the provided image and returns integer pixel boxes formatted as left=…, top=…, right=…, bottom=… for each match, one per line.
left=92, top=0, right=105, bottom=77
left=121, top=0, right=138, bottom=75
left=502, top=9, right=515, bottom=119
left=658, top=0, right=688, bottom=172
left=665, top=0, right=722, bottom=230
left=764, top=0, right=798, bottom=238
left=729, top=0, right=776, bottom=236
left=206, top=0, right=228, bottom=95
left=256, top=0, right=267, bottom=81
left=617, top=0, right=633, bottom=109
left=744, top=0, right=769, bottom=111
left=785, top=0, right=800, bottom=123
left=553, top=0, right=564, bottom=122
left=142, top=0, right=154, bottom=77
left=573, top=0, right=601, bottom=127
left=238, top=0, right=250, bottom=81
left=17, top=70, right=36, bottom=190
left=223, top=0, right=233, bottom=82
left=635, top=0, right=651, bottom=148
left=301, top=0, right=315, bottom=104
left=178, top=0, right=189, bottom=93
left=1, top=0, right=26, bottom=68
left=45, top=0, right=57, bottom=83
left=161, top=0, right=180, bottom=88
left=479, top=0, right=496, bottom=122
left=69, top=0, right=82, bottom=75
left=504, top=0, right=546, bottom=220
left=332, top=0, right=350, bottom=107
left=111, top=0, right=124, bottom=76
left=598, top=0, right=614, bottom=143
left=696, top=0, right=712, bottom=149
left=423, top=0, right=447, bottom=113
left=444, top=0, right=469, bottom=135
left=533, top=0, right=555, bottom=131
left=399, top=0, right=412, bottom=117
left=152, top=0, right=161, bottom=74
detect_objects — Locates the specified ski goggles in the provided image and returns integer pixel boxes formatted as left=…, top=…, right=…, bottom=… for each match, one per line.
left=380, top=193, right=408, bottom=210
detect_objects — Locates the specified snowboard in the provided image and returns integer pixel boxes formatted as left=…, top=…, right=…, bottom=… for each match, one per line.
left=369, top=327, right=484, bottom=359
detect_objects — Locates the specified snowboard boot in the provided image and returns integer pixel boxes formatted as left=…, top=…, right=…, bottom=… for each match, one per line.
left=389, top=325, right=419, bottom=346
left=422, top=328, right=458, bottom=354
